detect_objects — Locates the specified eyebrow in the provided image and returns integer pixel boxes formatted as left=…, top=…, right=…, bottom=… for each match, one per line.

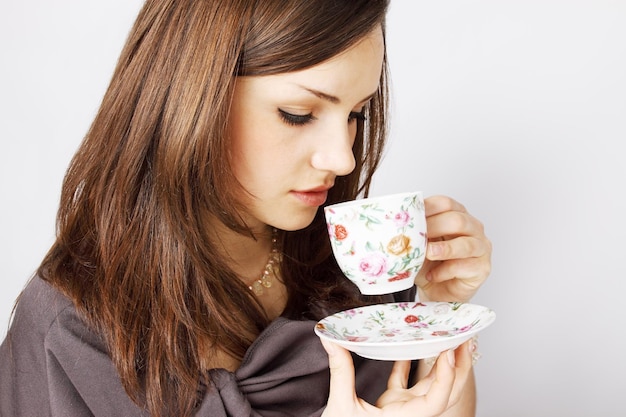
left=298, top=85, right=378, bottom=105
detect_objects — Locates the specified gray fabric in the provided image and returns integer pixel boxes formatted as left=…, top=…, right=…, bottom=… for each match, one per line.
left=1, top=277, right=413, bottom=416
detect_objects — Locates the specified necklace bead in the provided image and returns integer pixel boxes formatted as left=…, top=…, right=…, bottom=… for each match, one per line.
left=248, top=229, right=279, bottom=296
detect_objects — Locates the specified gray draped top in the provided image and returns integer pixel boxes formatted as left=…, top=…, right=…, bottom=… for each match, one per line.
left=1, top=277, right=415, bottom=416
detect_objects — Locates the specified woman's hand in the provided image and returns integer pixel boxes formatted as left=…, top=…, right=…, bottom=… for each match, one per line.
left=415, top=195, right=492, bottom=302
left=320, top=339, right=474, bottom=417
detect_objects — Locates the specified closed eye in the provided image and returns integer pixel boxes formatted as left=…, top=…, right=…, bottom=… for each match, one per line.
left=278, top=109, right=314, bottom=126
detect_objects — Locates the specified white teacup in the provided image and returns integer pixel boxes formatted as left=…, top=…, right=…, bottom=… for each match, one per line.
left=324, top=191, right=427, bottom=295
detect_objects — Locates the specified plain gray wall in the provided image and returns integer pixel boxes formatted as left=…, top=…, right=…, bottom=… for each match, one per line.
left=1, top=1, right=625, bottom=416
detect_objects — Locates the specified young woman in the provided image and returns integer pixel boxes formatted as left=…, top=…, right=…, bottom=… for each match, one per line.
left=0, top=1, right=491, bottom=416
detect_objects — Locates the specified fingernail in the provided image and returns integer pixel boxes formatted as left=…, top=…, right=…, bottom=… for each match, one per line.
left=447, top=349, right=456, bottom=367
left=426, top=272, right=433, bottom=282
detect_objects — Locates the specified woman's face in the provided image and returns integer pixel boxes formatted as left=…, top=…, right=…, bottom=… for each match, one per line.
left=228, top=27, right=385, bottom=232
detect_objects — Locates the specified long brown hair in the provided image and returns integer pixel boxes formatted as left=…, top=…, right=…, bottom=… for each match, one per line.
left=38, top=0, right=390, bottom=415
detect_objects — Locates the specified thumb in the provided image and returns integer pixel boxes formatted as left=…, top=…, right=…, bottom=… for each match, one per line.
left=320, top=338, right=358, bottom=408
left=422, top=349, right=456, bottom=411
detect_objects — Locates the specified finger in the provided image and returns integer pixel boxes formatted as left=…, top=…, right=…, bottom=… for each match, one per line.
left=407, top=361, right=436, bottom=397
left=320, top=338, right=358, bottom=406
left=424, top=195, right=467, bottom=217
left=426, top=210, right=485, bottom=242
left=427, top=235, right=491, bottom=262
left=426, top=255, right=491, bottom=284
left=454, top=340, right=473, bottom=376
left=419, top=263, right=488, bottom=302
left=446, top=340, right=474, bottom=407
left=421, top=350, right=456, bottom=413
left=387, top=360, right=411, bottom=390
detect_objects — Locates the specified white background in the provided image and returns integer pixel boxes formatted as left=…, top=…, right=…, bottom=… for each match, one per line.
left=1, top=1, right=625, bottom=416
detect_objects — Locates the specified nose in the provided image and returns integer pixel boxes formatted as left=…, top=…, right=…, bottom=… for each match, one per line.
left=310, top=124, right=356, bottom=176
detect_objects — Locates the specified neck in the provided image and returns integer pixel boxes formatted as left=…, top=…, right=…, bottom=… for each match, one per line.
left=208, top=219, right=276, bottom=283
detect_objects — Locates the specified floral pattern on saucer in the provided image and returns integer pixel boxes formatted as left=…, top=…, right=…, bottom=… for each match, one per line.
left=315, top=302, right=496, bottom=360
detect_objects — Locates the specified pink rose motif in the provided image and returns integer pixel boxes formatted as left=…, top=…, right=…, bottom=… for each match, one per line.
left=345, top=336, right=369, bottom=342
left=359, top=253, right=387, bottom=277
left=456, top=325, right=473, bottom=333
left=393, top=210, right=411, bottom=228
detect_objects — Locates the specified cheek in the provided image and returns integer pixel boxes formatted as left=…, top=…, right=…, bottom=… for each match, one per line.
left=229, top=123, right=288, bottom=191
left=229, top=139, right=257, bottom=184
left=227, top=122, right=256, bottom=185
left=227, top=108, right=267, bottom=170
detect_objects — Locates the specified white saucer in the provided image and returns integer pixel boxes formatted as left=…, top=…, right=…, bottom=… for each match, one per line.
left=315, top=301, right=496, bottom=360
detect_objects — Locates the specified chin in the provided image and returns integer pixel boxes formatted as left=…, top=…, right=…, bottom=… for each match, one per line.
left=272, top=211, right=318, bottom=232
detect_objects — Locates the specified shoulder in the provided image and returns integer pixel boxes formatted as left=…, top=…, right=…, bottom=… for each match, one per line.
left=0, top=277, right=91, bottom=415
left=11, top=275, right=109, bottom=356
left=3, top=276, right=79, bottom=352
left=3, top=275, right=109, bottom=374
left=12, top=276, right=75, bottom=330
left=1, top=277, right=145, bottom=416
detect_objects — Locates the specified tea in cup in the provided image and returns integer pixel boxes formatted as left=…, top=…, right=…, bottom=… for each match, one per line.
left=324, top=191, right=427, bottom=295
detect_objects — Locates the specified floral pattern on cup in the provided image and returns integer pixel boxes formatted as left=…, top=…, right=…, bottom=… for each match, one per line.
left=325, top=192, right=427, bottom=294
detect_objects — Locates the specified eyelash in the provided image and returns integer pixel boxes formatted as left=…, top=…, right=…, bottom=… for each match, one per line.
left=278, top=109, right=314, bottom=126
left=278, top=109, right=367, bottom=127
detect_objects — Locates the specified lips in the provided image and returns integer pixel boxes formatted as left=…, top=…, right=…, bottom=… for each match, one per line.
left=291, top=185, right=332, bottom=207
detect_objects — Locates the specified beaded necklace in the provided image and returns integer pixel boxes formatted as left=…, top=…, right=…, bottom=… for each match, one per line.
left=248, top=229, right=279, bottom=296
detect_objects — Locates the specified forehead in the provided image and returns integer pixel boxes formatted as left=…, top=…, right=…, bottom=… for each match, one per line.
left=235, top=27, right=385, bottom=104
